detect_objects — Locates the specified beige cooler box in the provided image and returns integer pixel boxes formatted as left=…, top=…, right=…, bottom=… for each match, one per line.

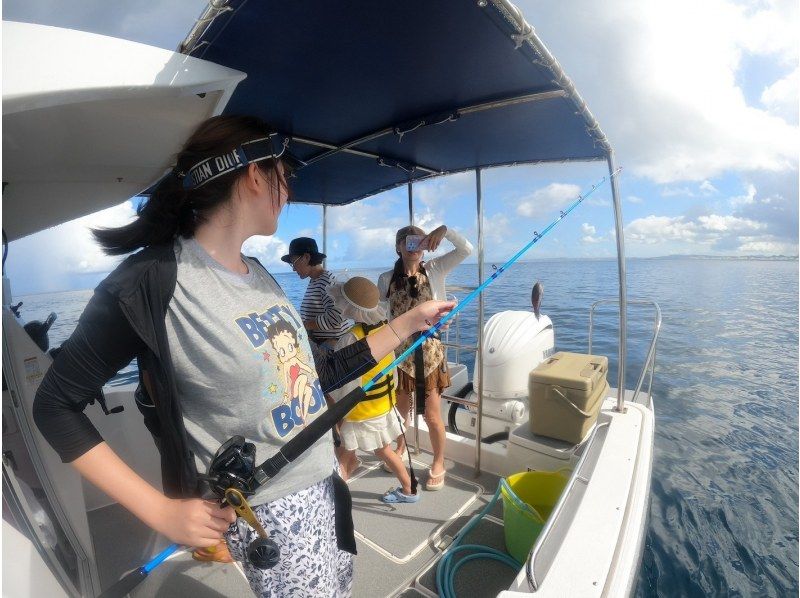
left=529, top=352, right=609, bottom=444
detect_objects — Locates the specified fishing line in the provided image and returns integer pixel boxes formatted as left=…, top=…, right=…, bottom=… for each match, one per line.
left=362, top=167, right=621, bottom=392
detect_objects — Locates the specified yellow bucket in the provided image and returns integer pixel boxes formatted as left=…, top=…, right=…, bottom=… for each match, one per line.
left=500, top=470, right=569, bottom=563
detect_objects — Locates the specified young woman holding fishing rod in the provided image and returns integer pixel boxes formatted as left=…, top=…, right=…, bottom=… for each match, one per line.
left=32, top=115, right=454, bottom=597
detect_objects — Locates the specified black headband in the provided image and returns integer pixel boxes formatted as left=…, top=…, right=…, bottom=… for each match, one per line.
left=180, top=134, right=289, bottom=190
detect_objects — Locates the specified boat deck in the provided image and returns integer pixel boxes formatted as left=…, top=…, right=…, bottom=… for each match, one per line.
left=90, top=449, right=519, bottom=597
left=350, top=452, right=517, bottom=597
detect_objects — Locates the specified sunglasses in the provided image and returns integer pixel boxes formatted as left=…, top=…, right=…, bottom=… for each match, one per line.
left=291, top=255, right=305, bottom=270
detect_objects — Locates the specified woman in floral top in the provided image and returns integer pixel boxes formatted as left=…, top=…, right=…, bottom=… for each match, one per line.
left=377, top=224, right=473, bottom=490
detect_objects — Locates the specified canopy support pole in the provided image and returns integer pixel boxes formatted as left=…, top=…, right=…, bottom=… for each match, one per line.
left=607, top=152, right=627, bottom=411
left=475, top=167, right=485, bottom=475
left=407, top=182, right=414, bottom=226
left=322, top=205, right=328, bottom=269
left=407, top=181, right=420, bottom=453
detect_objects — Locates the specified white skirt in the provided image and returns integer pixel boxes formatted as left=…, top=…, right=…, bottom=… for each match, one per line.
left=340, top=409, right=405, bottom=452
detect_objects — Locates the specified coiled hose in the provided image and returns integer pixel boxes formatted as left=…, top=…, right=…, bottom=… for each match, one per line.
left=435, top=481, right=522, bottom=598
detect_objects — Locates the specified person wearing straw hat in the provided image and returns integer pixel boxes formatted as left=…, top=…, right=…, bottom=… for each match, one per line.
left=328, top=277, right=419, bottom=504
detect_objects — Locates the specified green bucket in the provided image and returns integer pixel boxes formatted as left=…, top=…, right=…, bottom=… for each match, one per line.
left=500, top=470, right=569, bottom=563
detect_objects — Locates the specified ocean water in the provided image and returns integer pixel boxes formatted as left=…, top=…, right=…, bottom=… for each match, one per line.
left=14, top=257, right=798, bottom=596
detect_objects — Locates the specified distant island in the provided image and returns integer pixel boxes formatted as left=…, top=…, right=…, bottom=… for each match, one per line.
left=642, top=254, right=798, bottom=261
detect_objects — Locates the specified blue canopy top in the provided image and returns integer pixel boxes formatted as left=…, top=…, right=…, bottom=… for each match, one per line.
left=182, top=0, right=611, bottom=206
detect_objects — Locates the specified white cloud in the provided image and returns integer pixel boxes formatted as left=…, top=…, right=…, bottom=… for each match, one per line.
left=729, top=183, right=758, bottom=207
left=660, top=186, right=697, bottom=198
left=699, top=180, right=718, bottom=195
left=581, top=235, right=604, bottom=244
left=696, top=214, right=764, bottom=232
left=327, top=200, right=407, bottom=264
left=33, top=201, right=136, bottom=274
left=737, top=239, right=798, bottom=254
left=516, top=183, right=581, bottom=218
left=242, top=235, right=289, bottom=267
left=414, top=172, right=474, bottom=208
left=760, top=66, right=799, bottom=122
left=626, top=212, right=769, bottom=250
left=7, top=200, right=139, bottom=293
left=579, top=222, right=605, bottom=244
left=519, top=0, right=799, bottom=183
left=627, top=195, right=644, bottom=204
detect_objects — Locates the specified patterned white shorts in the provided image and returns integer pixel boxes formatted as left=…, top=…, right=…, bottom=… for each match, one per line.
left=225, top=475, right=354, bottom=597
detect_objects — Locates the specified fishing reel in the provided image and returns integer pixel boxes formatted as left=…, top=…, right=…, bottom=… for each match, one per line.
left=200, top=436, right=280, bottom=570
left=203, top=436, right=258, bottom=498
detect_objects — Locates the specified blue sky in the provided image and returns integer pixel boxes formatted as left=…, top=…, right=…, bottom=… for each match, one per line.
left=4, top=0, right=798, bottom=295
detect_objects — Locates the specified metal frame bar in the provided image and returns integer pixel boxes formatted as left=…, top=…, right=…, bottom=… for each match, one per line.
left=490, top=0, right=610, bottom=152
left=291, top=135, right=441, bottom=175
left=590, top=299, right=661, bottom=404
left=526, top=422, right=610, bottom=590
left=179, top=0, right=233, bottom=54
left=301, top=90, right=566, bottom=169
left=322, top=205, right=328, bottom=269
left=408, top=184, right=421, bottom=453
left=607, top=151, right=627, bottom=411
left=287, top=156, right=607, bottom=209
left=475, top=168, right=485, bottom=474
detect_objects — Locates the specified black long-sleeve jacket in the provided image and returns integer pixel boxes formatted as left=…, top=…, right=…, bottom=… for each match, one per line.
left=32, top=243, right=375, bottom=498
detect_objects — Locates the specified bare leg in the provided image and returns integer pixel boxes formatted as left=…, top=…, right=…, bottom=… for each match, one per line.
left=393, top=390, right=411, bottom=457
left=423, top=388, right=446, bottom=480
left=375, top=445, right=412, bottom=495
left=337, top=448, right=359, bottom=481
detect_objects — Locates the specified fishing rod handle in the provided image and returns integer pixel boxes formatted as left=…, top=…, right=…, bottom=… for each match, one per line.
left=255, top=386, right=366, bottom=482
left=96, top=568, right=148, bottom=598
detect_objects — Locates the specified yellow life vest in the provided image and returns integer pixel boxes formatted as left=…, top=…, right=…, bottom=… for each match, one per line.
left=345, top=323, right=396, bottom=422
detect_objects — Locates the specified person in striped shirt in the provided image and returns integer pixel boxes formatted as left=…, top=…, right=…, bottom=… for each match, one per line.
left=282, top=237, right=352, bottom=366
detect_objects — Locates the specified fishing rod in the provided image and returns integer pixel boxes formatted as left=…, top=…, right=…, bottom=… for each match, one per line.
left=102, top=169, right=620, bottom=593
left=364, top=167, right=622, bottom=391
left=97, top=543, right=179, bottom=598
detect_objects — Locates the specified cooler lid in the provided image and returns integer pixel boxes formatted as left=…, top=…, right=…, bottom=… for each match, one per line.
left=530, top=351, right=608, bottom=392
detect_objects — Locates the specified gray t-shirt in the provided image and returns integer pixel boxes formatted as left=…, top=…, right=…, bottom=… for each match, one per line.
left=165, top=237, right=333, bottom=506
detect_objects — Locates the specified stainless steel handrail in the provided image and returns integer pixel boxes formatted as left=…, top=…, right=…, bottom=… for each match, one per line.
left=589, top=299, right=662, bottom=405
left=526, top=422, right=610, bottom=590
left=444, top=292, right=465, bottom=364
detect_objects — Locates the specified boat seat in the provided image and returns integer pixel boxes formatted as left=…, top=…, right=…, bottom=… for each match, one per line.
left=506, top=421, right=591, bottom=471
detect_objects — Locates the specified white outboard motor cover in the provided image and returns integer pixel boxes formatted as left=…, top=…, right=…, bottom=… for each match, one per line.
left=474, top=310, right=555, bottom=400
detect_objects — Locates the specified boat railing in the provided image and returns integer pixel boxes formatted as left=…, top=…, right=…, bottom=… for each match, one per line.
left=440, top=289, right=478, bottom=365
left=526, top=421, right=610, bottom=591
left=589, top=299, right=662, bottom=405
left=412, top=291, right=477, bottom=452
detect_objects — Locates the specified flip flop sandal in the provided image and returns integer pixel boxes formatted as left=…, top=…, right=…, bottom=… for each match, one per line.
left=192, top=542, right=233, bottom=563
left=381, top=487, right=420, bottom=504
left=425, top=468, right=446, bottom=491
